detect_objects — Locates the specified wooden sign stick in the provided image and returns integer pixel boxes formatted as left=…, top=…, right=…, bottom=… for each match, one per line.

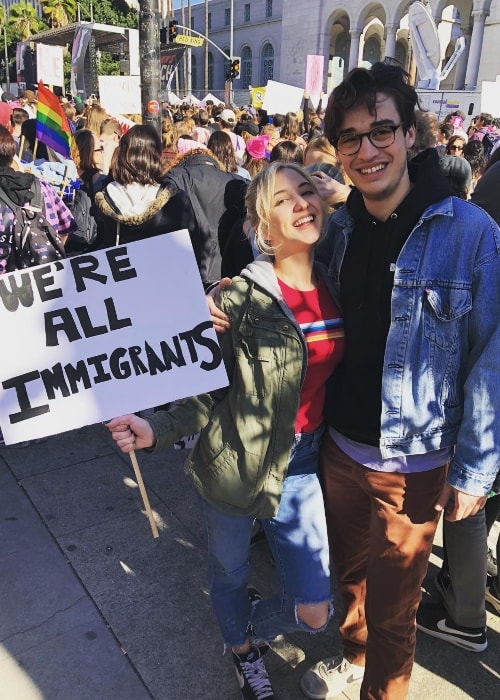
left=129, top=449, right=159, bottom=539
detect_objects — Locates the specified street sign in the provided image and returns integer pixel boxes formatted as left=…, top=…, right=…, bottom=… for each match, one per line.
left=175, top=35, right=204, bottom=48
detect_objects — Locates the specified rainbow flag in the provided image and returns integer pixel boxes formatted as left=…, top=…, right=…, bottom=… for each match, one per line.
left=36, top=81, right=72, bottom=158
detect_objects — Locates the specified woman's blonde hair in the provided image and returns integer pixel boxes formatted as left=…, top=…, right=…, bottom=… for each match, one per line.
left=245, top=161, right=324, bottom=255
left=85, top=104, right=108, bottom=136
left=304, top=135, right=338, bottom=165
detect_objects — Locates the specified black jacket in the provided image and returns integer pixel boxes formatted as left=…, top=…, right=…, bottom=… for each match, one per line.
left=163, top=150, right=246, bottom=286
left=94, top=182, right=200, bottom=265
left=471, top=160, right=500, bottom=226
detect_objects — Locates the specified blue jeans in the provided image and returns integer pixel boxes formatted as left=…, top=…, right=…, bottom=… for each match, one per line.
left=199, top=426, right=332, bottom=647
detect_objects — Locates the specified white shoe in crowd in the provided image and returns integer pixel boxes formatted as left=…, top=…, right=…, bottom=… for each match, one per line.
left=300, top=655, right=364, bottom=699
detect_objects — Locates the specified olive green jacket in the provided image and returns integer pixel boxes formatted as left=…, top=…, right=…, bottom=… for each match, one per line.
left=146, top=257, right=335, bottom=517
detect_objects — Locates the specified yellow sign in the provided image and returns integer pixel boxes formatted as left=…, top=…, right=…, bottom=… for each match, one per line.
left=175, top=35, right=204, bottom=47
left=250, top=87, right=266, bottom=109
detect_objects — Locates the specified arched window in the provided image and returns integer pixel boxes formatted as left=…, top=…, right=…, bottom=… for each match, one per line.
left=208, top=52, right=214, bottom=90
left=363, top=36, right=381, bottom=65
left=335, top=31, right=350, bottom=69
left=395, top=41, right=407, bottom=70
left=261, top=43, right=274, bottom=84
left=242, top=46, right=252, bottom=88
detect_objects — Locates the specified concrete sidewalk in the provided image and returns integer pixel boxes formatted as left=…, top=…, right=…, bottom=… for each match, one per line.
left=0, top=424, right=498, bottom=700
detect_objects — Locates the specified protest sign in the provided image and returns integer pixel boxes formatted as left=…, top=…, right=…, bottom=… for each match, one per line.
left=305, top=54, right=324, bottom=106
left=98, top=76, right=141, bottom=115
left=36, top=43, right=65, bottom=88
left=250, top=87, right=266, bottom=109
left=160, top=45, right=187, bottom=94
left=0, top=232, right=228, bottom=445
left=261, top=80, right=304, bottom=115
left=481, top=80, right=500, bottom=116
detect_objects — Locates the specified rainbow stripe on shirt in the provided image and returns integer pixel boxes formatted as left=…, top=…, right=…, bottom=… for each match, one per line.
left=300, top=318, right=345, bottom=344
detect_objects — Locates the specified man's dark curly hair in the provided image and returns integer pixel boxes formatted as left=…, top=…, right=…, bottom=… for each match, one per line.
left=324, top=61, right=420, bottom=146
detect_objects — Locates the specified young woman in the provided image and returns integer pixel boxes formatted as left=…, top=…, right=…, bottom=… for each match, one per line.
left=279, top=111, right=307, bottom=149
left=71, top=128, right=106, bottom=183
left=207, top=130, right=250, bottom=179
left=94, top=124, right=196, bottom=250
left=446, top=134, right=467, bottom=156
left=68, top=128, right=107, bottom=253
left=107, top=162, right=345, bottom=700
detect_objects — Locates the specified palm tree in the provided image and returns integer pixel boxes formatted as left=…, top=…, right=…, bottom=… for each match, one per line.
left=8, top=2, right=43, bottom=41
left=40, top=0, right=77, bottom=29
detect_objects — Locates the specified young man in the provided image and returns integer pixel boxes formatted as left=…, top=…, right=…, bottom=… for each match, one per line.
left=300, top=62, right=500, bottom=700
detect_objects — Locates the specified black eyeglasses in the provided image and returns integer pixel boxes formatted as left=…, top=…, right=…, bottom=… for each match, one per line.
left=335, top=123, right=403, bottom=156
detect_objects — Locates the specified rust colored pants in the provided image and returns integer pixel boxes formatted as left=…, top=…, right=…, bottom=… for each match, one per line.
left=320, top=433, right=446, bottom=700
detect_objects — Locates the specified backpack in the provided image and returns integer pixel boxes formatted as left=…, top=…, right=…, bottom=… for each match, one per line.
left=482, top=132, right=500, bottom=160
left=0, top=178, right=66, bottom=272
left=65, top=173, right=99, bottom=254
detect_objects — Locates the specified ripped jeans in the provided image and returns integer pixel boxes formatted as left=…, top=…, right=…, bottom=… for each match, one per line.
left=199, top=426, right=332, bottom=648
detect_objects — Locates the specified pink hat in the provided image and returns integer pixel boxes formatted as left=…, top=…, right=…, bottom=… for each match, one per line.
left=246, top=135, right=270, bottom=160
left=0, top=102, right=13, bottom=127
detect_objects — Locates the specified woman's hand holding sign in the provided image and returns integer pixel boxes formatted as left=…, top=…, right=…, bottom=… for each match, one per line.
left=107, top=414, right=159, bottom=538
left=107, top=414, right=156, bottom=453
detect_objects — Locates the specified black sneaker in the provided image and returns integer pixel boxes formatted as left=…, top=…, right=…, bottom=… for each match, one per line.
left=248, top=586, right=263, bottom=607
left=417, top=603, right=487, bottom=652
left=232, top=645, right=275, bottom=699
left=434, top=569, right=451, bottom=599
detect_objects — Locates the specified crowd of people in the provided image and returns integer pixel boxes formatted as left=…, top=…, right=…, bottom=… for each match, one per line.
left=1, top=67, right=500, bottom=700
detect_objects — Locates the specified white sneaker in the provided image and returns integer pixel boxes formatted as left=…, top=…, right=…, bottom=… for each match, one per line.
left=300, top=656, right=364, bottom=699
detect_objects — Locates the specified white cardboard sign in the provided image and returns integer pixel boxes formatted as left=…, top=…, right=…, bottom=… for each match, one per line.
left=98, top=76, right=141, bottom=115
left=36, top=43, right=65, bottom=88
left=481, top=80, right=500, bottom=116
left=261, top=80, right=304, bottom=115
left=0, top=232, right=228, bottom=444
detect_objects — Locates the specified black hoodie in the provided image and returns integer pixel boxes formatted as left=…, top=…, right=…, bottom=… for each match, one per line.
left=326, top=148, right=452, bottom=445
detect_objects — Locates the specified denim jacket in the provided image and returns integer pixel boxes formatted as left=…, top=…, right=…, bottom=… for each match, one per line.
left=319, top=196, right=500, bottom=496
left=146, top=258, right=335, bottom=517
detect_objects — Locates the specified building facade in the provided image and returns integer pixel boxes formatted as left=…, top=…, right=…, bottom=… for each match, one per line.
left=174, top=0, right=500, bottom=99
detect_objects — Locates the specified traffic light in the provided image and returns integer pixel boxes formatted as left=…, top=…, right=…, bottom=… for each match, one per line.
left=230, top=57, right=241, bottom=80
left=169, top=20, right=178, bottom=43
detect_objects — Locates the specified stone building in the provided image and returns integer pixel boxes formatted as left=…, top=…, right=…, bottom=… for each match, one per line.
left=175, top=0, right=500, bottom=98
